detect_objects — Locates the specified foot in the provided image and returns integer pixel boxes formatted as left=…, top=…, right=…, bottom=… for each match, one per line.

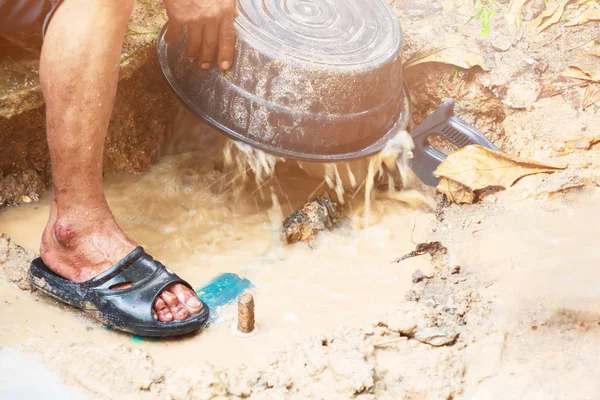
left=40, top=200, right=204, bottom=323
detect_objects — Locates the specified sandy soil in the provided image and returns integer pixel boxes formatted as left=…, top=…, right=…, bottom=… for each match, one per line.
left=1, top=0, right=600, bottom=398
left=1, top=181, right=599, bottom=399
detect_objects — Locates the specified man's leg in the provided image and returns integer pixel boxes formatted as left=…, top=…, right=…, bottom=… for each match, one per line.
left=39, top=0, right=203, bottom=322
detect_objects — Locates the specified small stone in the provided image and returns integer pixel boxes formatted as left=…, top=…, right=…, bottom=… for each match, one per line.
left=504, top=76, right=541, bottom=109
left=414, top=327, right=458, bottom=347
left=280, top=194, right=341, bottom=245
left=490, top=32, right=511, bottom=52
left=405, top=289, right=421, bottom=302
left=522, top=0, right=546, bottom=21
left=451, top=265, right=461, bottom=275
left=533, top=58, right=549, bottom=75
left=574, top=139, right=591, bottom=150
left=425, top=298, right=437, bottom=308
left=412, top=270, right=425, bottom=283
left=385, top=302, right=429, bottom=336
left=400, top=0, right=442, bottom=19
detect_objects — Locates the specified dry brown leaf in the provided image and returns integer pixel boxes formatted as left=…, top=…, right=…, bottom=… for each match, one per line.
left=560, top=66, right=600, bottom=83
left=435, top=145, right=567, bottom=204
left=404, top=35, right=490, bottom=71
left=583, top=85, right=600, bottom=109
left=565, top=3, right=600, bottom=26
left=530, top=0, right=574, bottom=34
left=554, top=135, right=600, bottom=155
left=560, top=58, right=600, bottom=107
left=574, top=50, right=600, bottom=80
left=587, top=43, right=600, bottom=57
left=538, top=75, right=587, bottom=100
left=437, top=178, right=477, bottom=204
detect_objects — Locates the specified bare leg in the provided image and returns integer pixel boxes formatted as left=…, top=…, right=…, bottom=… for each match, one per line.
left=39, top=0, right=203, bottom=322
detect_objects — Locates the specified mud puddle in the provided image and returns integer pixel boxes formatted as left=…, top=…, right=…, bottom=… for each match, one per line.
left=0, top=127, right=435, bottom=369
left=2, top=149, right=600, bottom=399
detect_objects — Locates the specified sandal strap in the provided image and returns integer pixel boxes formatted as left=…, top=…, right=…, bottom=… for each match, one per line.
left=81, top=246, right=146, bottom=290
left=83, top=248, right=195, bottom=326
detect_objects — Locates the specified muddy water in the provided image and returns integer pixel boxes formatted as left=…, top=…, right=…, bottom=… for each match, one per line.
left=0, top=116, right=435, bottom=369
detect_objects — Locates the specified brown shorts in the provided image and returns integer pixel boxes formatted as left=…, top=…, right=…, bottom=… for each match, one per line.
left=0, top=0, right=62, bottom=37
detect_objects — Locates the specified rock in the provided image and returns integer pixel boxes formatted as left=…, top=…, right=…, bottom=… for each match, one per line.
left=280, top=194, right=342, bottom=246
left=0, top=38, right=43, bottom=120
left=405, top=64, right=508, bottom=148
left=0, top=234, right=34, bottom=291
left=412, top=270, right=426, bottom=283
left=393, top=0, right=443, bottom=19
left=522, top=0, right=546, bottom=21
left=383, top=302, right=430, bottom=336
left=414, top=327, right=458, bottom=347
left=574, top=139, right=591, bottom=150
left=490, top=32, right=511, bottom=52
left=405, top=289, right=422, bottom=302
left=0, top=2, right=164, bottom=119
left=503, top=75, right=542, bottom=109
left=0, top=169, right=45, bottom=207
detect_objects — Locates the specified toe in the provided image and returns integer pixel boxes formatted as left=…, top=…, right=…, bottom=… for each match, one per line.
left=160, top=290, right=189, bottom=321
left=158, top=307, right=174, bottom=322
left=154, top=297, right=168, bottom=313
left=171, top=283, right=204, bottom=315
left=154, top=297, right=173, bottom=322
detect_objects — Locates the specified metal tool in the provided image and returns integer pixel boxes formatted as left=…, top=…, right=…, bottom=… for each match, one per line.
left=409, top=99, right=501, bottom=187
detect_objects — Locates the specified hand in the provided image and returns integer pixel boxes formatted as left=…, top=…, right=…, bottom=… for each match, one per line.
left=163, top=0, right=237, bottom=70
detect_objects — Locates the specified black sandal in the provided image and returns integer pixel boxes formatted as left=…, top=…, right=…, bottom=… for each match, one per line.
left=29, top=246, right=209, bottom=337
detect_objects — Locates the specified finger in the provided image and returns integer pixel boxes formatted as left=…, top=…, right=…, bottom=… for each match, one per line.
left=232, top=0, right=240, bottom=18
left=218, top=14, right=235, bottom=70
left=185, top=24, right=203, bottom=60
left=200, top=23, right=219, bottom=69
left=165, top=20, right=184, bottom=44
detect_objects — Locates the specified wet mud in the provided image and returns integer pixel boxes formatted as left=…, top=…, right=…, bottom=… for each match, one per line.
left=2, top=0, right=600, bottom=398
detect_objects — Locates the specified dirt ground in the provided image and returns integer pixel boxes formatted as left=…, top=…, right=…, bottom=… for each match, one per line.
left=1, top=0, right=600, bottom=398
